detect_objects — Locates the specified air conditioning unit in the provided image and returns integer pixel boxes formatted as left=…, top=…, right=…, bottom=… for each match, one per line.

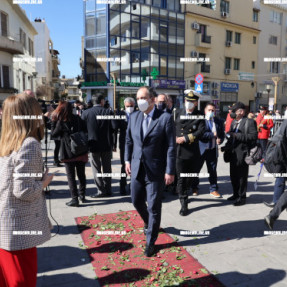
left=224, top=69, right=231, bottom=75
left=212, top=90, right=218, bottom=96
left=226, top=41, right=232, bottom=47
left=191, top=51, right=198, bottom=57
left=192, top=22, right=200, bottom=30
left=221, top=11, right=228, bottom=17
left=212, top=82, right=218, bottom=89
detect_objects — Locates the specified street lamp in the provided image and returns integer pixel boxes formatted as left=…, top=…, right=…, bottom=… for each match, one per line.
left=266, top=84, right=271, bottom=109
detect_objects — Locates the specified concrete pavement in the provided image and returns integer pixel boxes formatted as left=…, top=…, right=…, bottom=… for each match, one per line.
left=36, top=138, right=287, bottom=287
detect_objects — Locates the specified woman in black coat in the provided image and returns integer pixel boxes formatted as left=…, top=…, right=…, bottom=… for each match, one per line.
left=51, top=101, right=88, bottom=207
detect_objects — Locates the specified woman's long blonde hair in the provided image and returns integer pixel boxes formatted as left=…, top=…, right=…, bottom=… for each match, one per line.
left=0, top=93, right=44, bottom=157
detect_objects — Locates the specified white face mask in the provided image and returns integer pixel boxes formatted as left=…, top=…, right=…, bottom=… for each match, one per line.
left=137, top=99, right=149, bottom=112
left=125, top=107, right=134, bottom=114
left=185, top=101, right=194, bottom=110
left=206, top=111, right=214, bottom=119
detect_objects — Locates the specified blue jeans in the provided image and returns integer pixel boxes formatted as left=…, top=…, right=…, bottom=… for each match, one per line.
left=273, top=177, right=286, bottom=203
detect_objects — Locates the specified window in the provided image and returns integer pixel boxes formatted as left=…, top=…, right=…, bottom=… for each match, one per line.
left=96, top=11, right=106, bottom=35
left=0, top=65, right=10, bottom=88
left=270, top=11, right=282, bottom=25
left=20, top=28, right=26, bottom=49
left=253, top=36, right=256, bottom=44
left=141, top=18, right=149, bottom=39
left=235, top=32, right=241, bottom=44
left=252, top=61, right=255, bottom=69
left=253, top=10, right=259, bottom=22
left=269, top=35, right=277, bottom=45
left=131, top=21, right=140, bottom=38
left=111, top=37, right=117, bottom=46
left=225, top=57, right=231, bottom=69
left=226, top=30, right=232, bottom=42
left=153, top=0, right=161, bottom=8
left=220, top=0, right=229, bottom=13
left=270, top=62, right=279, bottom=73
left=0, top=11, right=8, bottom=37
left=23, top=72, right=26, bottom=91
left=86, top=14, right=95, bottom=37
left=131, top=51, right=140, bottom=63
left=234, top=58, right=240, bottom=70
left=28, top=38, right=34, bottom=56
left=160, top=22, right=168, bottom=42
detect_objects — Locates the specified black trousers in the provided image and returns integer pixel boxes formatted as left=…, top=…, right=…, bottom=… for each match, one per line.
left=270, top=190, right=287, bottom=220
left=90, top=151, right=112, bottom=195
left=64, top=161, right=86, bottom=200
left=176, top=158, right=199, bottom=201
left=230, top=159, right=249, bottom=199
left=54, top=140, right=61, bottom=163
left=119, top=146, right=127, bottom=189
left=131, top=163, right=164, bottom=246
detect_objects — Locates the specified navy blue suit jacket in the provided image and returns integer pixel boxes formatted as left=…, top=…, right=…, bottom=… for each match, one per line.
left=125, top=107, right=176, bottom=182
left=199, top=117, right=225, bottom=156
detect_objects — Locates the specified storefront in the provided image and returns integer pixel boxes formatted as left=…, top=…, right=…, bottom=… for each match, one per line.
left=220, top=82, right=239, bottom=118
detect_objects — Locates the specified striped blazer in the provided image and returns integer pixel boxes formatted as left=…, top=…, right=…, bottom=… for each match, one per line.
left=0, top=137, right=51, bottom=251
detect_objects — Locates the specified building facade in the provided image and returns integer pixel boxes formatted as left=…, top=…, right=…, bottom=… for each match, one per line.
left=254, top=0, right=287, bottom=113
left=184, top=0, right=259, bottom=115
left=83, top=0, right=185, bottom=108
left=0, top=0, right=37, bottom=103
left=33, top=19, right=60, bottom=101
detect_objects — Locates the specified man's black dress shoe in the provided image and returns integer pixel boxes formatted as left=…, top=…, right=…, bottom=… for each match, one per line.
left=227, top=195, right=239, bottom=201
left=179, top=206, right=188, bottom=216
left=233, top=199, right=246, bottom=206
left=263, top=201, right=275, bottom=208
left=79, top=195, right=86, bottom=203
left=53, top=161, right=63, bottom=167
left=144, top=244, right=155, bottom=257
left=264, top=215, right=275, bottom=230
left=66, top=199, right=79, bottom=207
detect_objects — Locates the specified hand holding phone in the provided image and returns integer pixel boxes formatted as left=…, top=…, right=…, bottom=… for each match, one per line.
left=42, top=168, right=54, bottom=189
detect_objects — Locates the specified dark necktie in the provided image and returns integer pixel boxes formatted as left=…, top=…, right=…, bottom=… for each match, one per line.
left=208, top=119, right=213, bottom=149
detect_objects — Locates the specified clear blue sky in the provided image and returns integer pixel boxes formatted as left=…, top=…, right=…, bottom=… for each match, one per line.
left=21, top=0, right=83, bottom=79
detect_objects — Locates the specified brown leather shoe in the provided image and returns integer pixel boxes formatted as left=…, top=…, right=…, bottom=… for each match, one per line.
left=210, top=191, right=221, bottom=198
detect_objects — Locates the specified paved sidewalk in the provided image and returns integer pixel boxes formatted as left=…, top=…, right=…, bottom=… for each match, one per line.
left=36, top=139, right=287, bottom=287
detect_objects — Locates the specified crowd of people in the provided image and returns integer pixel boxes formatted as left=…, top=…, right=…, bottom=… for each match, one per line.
left=1, top=87, right=287, bottom=285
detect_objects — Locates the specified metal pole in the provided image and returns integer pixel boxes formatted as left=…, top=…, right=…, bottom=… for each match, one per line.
left=272, top=77, right=280, bottom=112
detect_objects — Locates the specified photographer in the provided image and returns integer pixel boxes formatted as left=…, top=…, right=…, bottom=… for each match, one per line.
left=222, top=102, right=257, bottom=206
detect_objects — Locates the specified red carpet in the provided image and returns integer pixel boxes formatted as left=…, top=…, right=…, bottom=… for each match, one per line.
left=75, top=210, right=224, bottom=287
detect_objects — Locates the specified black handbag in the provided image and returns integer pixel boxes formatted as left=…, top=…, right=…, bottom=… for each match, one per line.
left=65, top=118, right=88, bottom=157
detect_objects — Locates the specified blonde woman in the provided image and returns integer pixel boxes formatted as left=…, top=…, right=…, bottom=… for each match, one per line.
left=0, top=93, right=53, bottom=287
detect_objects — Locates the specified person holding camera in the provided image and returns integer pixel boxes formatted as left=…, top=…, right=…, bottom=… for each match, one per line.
left=222, top=102, right=257, bottom=206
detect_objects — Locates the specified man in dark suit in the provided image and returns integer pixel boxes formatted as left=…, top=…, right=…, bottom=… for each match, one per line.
left=225, top=102, right=257, bottom=206
left=174, top=91, right=205, bottom=216
left=196, top=102, right=225, bottom=197
left=113, top=97, right=136, bottom=195
left=81, top=94, right=115, bottom=197
left=125, top=86, right=176, bottom=257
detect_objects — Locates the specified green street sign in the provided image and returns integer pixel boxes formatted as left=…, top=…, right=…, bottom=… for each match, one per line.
left=151, top=68, right=159, bottom=80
